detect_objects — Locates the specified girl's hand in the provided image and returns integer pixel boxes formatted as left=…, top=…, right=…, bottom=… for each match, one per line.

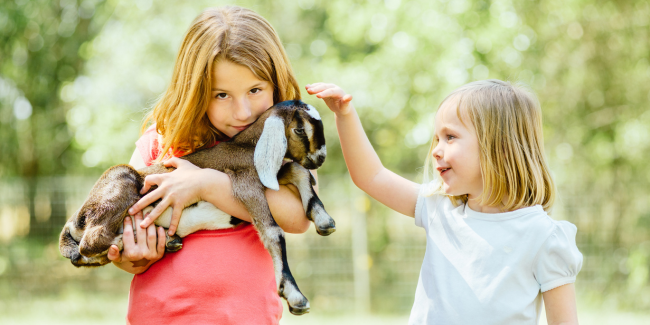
left=129, top=157, right=209, bottom=235
left=108, top=212, right=166, bottom=274
left=306, top=83, right=354, bottom=116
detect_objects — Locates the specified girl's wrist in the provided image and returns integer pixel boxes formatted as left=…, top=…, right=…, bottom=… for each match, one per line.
left=335, top=103, right=356, bottom=118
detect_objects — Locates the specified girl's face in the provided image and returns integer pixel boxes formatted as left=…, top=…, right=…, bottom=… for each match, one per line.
left=432, top=102, right=483, bottom=200
left=208, top=60, right=274, bottom=138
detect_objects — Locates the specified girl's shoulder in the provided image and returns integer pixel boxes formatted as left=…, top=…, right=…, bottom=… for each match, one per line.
left=135, top=124, right=164, bottom=166
left=532, top=217, right=583, bottom=291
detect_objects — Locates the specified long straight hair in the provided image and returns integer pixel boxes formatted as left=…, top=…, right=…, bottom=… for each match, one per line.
left=423, top=79, right=555, bottom=212
left=144, top=6, right=301, bottom=159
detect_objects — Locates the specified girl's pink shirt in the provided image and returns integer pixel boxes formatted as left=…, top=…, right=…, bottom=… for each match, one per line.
left=127, top=125, right=283, bottom=324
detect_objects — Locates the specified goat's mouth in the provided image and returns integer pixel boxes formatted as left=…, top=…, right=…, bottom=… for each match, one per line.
left=69, top=250, right=111, bottom=267
left=303, top=156, right=325, bottom=169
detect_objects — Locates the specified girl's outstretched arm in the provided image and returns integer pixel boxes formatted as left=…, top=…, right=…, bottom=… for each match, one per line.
left=307, top=83, right=419, bottom=217
left=542, top=283, right=579, bottom=325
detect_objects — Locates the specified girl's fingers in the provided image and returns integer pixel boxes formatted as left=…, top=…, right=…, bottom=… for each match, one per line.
left=140, top=199, right=170, bottom=228
left=129, top=187, right=162, bottom=216
left=342, top=94, right=353, bottom=102
left=139, top=174, right=162, bottom=195
left=156, top=226, right=166, bottom=257
left=305, top=82, right=325, bottom=92
left=134, top=212, right=147, bottom=245
left=146, top=222, right=157, bottom=252
left=107, top=245, right=121, bottom=262
left=163, top=157, right=185, bottom=168
left=122, top=216, right=136, bottom=247
left=305, top=83, right=334, bottom=94
left=167, top=204, right=183, bottom=236
left=316, top=87, right=344, bottom=99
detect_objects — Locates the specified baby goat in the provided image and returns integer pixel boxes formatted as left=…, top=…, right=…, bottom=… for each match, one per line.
left=59, top=100, right=335, bottom=315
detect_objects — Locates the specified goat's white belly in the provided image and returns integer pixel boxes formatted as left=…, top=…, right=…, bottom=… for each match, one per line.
left=148, top=201, right=234, bottom=237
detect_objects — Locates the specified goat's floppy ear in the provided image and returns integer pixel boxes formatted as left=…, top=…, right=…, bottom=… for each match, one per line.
left=78, top=225, right=115, bottom=257
left=254, top=115, right=287, bottom=190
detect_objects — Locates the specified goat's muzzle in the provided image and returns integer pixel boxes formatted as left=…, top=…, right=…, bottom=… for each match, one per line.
left=302, top=145, right=327, bottom=169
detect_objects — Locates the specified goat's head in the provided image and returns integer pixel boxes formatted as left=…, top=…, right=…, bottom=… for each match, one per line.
left=59, top=165, right=141, bottom=267
left=254, top=100, right=326, bottom=190
left=59, top=212, right=113, bottom=267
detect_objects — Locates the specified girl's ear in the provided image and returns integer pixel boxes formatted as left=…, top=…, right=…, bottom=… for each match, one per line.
left=254, top=115, right=287, bottom=190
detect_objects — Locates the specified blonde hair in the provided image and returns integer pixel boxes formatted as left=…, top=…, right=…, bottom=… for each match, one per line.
left=423, top=79, right=555, bottom=212
left=144, top=6, right=301, bottom=158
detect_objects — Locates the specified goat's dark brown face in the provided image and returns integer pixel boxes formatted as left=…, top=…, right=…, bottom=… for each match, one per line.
left=59, top=214, right=113, bottom=267
left=59, top=164, right=142, bottom=268
left=283, top=101, right=327, bottom=170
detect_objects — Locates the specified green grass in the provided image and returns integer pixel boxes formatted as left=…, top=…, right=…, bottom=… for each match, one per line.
left=1, top=293, right=650, bottom=325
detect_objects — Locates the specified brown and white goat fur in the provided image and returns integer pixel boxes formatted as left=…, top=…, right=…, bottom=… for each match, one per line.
left=59, top=100, right=335, bottom=315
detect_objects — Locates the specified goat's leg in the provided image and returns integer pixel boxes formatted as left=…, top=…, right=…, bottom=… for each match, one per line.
left=227, top=170, right=310, bottom=315
left=277, top=162, right=336, bottom=236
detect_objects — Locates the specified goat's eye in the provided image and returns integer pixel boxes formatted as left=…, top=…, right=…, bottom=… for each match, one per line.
left=293, top=128, right=305, bottom=136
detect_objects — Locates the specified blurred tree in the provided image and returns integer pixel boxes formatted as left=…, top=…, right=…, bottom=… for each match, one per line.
left=0, top=0, right=114, bottom=240
left=2, top=0, right=649, bottom=313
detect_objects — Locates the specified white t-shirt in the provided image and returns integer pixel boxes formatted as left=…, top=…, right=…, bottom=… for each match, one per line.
left=410, top=188, right=583, bottom=325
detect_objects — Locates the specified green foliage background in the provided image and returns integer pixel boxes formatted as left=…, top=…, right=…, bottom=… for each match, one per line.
left=1, top=0, right=650, bottom=318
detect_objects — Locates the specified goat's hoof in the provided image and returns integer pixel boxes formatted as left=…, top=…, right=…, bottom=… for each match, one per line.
left=165, top=236, right=183, bottom=252
left=316, top=225, right=336, bottom=236
left=288, top=302, right=310, bottom=316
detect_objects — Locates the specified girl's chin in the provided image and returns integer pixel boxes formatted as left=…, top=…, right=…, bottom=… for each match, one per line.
left=442, top=184, right=465, bottom=197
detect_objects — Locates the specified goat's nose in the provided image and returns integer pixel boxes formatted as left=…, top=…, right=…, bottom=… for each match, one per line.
left=71, top=252, right=81, bottom=264
left=317, top=155, right=325, bottom=165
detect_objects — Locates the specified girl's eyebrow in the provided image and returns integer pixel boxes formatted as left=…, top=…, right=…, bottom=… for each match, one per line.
left=436, top=125, right=454, bottom=134
left=211, top=82, right=267, bottom=92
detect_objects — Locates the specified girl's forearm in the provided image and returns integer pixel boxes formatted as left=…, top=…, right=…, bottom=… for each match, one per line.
left=334, top=106, right=385, bottom=190
left=199, top=169, right=311, bottom=234
left=334, top=105, right=420, bottom=217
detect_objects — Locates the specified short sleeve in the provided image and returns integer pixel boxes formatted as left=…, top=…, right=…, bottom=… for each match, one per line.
left=135, top=124, right=161, bottom=166
left=414, top=184, right=427, bottom=228
left=414, top=182, right=446, bottom=230
left=533, top=221, right=583, bottom=292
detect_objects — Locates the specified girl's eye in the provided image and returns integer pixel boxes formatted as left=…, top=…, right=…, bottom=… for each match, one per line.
left=250, top=88, right=261, bottom=94
left=216, top=93, right=228, bottom=99
left=293, top=128, right=305, bottom=136
left=446, top=135, right=455, bottom=141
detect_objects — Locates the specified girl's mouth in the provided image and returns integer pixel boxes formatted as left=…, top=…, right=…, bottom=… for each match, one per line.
left=438, top=167, right=451, bottom=176
left=232, top=123, right=252, bottom=132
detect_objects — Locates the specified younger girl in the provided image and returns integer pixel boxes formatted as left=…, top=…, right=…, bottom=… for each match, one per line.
left=307, top=80, right=583, bottom=324
left=106, top=6, right=313, bottom=324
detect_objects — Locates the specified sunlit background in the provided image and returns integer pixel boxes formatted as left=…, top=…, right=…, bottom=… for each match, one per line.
left=1, top=0, right=650, bottom=324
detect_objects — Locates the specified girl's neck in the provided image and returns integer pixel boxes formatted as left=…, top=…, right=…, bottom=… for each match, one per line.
left=467, top=196, right=510, bottom=214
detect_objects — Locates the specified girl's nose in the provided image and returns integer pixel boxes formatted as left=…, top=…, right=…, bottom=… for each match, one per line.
left=432, top=143, right=443, bottom=159
left=233, top=98, right=252, bottom=121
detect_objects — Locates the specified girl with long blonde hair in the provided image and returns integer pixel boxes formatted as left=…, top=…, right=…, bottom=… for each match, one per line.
left=106, top=7, right=311, bottom=323
left=307, top=79, right=583, bottom=324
